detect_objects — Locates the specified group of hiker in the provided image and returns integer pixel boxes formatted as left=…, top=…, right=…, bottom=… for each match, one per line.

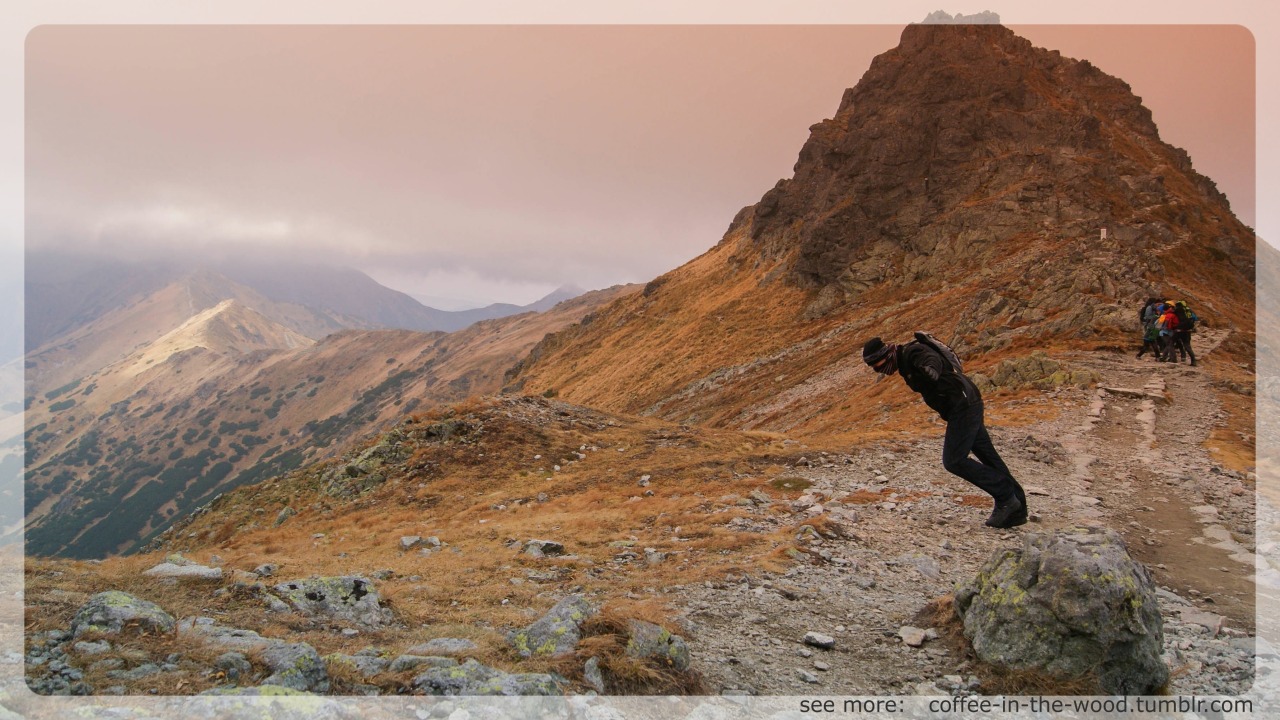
left=1136, top=298, right=1198, bottom=366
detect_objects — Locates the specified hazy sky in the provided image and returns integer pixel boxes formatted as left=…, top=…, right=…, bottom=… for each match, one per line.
left=24, top=23, right=1255, bottom=307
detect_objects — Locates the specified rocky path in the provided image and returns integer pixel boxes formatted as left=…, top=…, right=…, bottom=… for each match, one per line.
left=673, top=329, right=1259, bottom=698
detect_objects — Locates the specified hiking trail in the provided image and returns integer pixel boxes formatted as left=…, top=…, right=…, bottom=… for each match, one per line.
left=673, top=328, right=1256, bottom=696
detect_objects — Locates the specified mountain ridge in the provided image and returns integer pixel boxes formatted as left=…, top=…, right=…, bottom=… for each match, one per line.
left=21, top=284, right=638, bottom=557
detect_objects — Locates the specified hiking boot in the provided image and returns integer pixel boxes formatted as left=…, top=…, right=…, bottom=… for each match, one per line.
left=984, top=496, right=1024, bottom=528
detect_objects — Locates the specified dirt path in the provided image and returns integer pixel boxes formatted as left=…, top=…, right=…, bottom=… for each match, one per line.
left=673, top=329, right=1255, bottom=696
left=1059, top=329, right=1255, bottom=632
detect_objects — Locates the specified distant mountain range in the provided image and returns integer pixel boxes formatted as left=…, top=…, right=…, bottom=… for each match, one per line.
left=24, top=252, right=584, bottom=356
left=16, top=250, right=616, bottom=555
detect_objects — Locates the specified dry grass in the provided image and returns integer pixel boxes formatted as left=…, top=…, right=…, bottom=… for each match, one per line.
left=24, top=397, right=825, bottom=694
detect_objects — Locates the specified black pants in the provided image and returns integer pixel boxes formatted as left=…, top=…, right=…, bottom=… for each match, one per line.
left=1174, top=331, right=1195, bottom=364
left=942, top=398, right=1023, bottom=504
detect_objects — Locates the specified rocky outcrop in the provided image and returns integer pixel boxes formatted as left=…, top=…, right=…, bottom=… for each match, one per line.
left=954, top=526, right=1169, bottom=694
left=749, top=23, right=1241, bottom=293
left=969, top=352, right=1101, bottom=393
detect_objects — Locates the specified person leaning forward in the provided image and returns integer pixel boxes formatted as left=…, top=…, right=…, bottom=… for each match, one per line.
left=862, top=335, right=1028, bottom=528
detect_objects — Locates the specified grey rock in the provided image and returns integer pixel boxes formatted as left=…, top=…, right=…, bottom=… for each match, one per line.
left=523, top=539, right=566, bottom=558
left=803, top=632, right=836, bottom=649
left=509, top=594, right=595, bottom=658
left=583, top=656, right=605, bottom=693
left=898, top=626, right=928, bottom=647
left=274, top=507, right=296, bottom=527
left=625, top=619, right=691, bottom=671
left=271, top=576, right=395, bottom=625
left=72, top=640, right=111, bottom=655
left=260, top=642, right=329, bottom=693
left=142, top=562, right=223, bottom=580
left=70, top=591, right=176, bottom=639
left=411, top=658, right=564, bottom=696
left=214, top=651, right=253, bottom=681
left=389, top=655, right=457, bottom=673
left=954, top=526, right=1168, bottom=694
left=254, top=563, right=278, bottom=577
left=89, top=658, right=124, bottom=672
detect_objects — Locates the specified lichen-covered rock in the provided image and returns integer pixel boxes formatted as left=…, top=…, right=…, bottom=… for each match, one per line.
left=970, top=352, right=1101, bottom=393
left=411, top=658, right=564, bottom=696
left=324, top=652, right=390, bottom=678
left=625, top=620, right=691, bottom=671
left=271, top=576, right=394, bottom=625
left=508, top=594, right=595, bottom=658
left=69, top=591, right=175, bottom=639
left=260, top=643, right=329, bottom=693
left=954, top=526, right=1168, bottom=694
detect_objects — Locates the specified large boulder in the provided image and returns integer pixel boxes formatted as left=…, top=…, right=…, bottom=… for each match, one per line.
left=70, top=591, right=176, bottom=639
left=954, top=527, right=1168, bottom=694
left=508, top=595, right=595, bottom=658
left=270, top=576, right=394, bottom=626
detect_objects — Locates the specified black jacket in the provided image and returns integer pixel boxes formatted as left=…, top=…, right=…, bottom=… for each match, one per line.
left=896, top=342, right=979, bottom=421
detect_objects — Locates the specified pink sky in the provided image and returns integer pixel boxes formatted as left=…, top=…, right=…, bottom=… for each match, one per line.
left=24, top=24, right=1254, bottom=306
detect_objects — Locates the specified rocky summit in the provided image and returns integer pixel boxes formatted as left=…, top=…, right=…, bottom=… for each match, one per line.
left=751, top=23, right=1247, bottom=288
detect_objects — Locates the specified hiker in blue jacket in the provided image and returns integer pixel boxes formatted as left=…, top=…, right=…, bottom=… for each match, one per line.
left=863, top=335, right=1027, bottom=528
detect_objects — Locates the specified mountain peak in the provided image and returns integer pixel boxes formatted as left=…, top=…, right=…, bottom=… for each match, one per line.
left=129, top=297, right=314, bottom=370
left=745, top=21, right=1234, bottom=290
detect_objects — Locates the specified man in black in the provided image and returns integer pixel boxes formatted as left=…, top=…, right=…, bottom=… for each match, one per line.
left=862, top=336, right=1027, bottom=528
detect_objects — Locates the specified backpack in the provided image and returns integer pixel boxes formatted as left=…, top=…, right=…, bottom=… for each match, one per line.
left=1177, top=302, right=1198, bottom=331
left=913, top=331, right=963, bottom=374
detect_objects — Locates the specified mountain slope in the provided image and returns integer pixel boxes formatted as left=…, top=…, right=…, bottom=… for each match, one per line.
left=505, top=22, right=1255, bottom=438
left=22, top=285, right=638, bottom=557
